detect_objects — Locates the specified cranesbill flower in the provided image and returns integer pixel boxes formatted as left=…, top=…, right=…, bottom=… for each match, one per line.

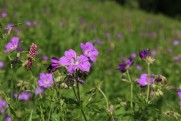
left=0, top=98, right=8, bottom=114
left=80, top=42, right=99, bottom=62
left=139, top=49, right=150, bottom=59
left=117, top=58, right=133, bottom=73
left=5, top=116, right=11, bottom=121
left=14, top=91, right=31, bottom=101
left=137, top=73, right=154, bottom=87
left=177, top=90, right=181, bottom=99
left=51, top=57, right=60, bottom=69
left=35, top=87, right=44, bottom=95
left=136, top=65, right=142, bottom=70
left=38, top=73, right=54, bottom=88
left=4, top=37, right=19, bottom=53
left=60, top=49, right=91, bottom=74
left=0, top=61, right=4, bottom=69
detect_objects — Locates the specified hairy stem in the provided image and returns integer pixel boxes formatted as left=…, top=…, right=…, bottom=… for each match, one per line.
left=127, top=70, right=133, bottom=108
left=146, top=63, right=151, bottom=104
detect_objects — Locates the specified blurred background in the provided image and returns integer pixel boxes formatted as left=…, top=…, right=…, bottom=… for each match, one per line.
left=0, top=0, right=181, bottom=120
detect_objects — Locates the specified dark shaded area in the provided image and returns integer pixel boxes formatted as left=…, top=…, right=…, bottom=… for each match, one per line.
left=114, top=0, right=181, bottom=19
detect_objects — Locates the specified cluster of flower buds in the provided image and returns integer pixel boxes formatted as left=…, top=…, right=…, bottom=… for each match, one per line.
left=25, top=43, right=37, bottom=69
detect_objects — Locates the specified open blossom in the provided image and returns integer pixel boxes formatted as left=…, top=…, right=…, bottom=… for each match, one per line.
left=60, top=49, right=91, bottom=74
left=4, top=37, right=19, bottom=53
left=0, top=61, right=4, bottom=69
left=0, top=98, right=8, bottom=114
left=177, top=90, right=181, bottom=105
left=35, top=87, right=44, bottom=95
left=80, top=42, right=99, bottom=62
left=5, top=116, right=11, bottom=121
left=14, top=91, right=31, bottom=101
left=117, top=58, right=133, bottom=73
left=38, top=73, right=54, bottom=88
left=137, top=73, right=154, bottom=87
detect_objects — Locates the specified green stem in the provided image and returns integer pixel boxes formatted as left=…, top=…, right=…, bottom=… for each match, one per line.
left=146, top=63, right=151, bottom=104
left=127, top=70, right=133, bottom=108
left=97, top=87, right=109, bottom=109
left=73, top=86, right=78, bottom=101
left=76, top=81, right=87, bottom=121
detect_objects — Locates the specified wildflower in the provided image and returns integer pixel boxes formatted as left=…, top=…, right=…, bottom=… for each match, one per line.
left=35, top=87, right=44, bottom=95
left=139, top=49, right=150, bottom=59
left=0, top=61, right=4, bottom=69
left=80, top=42, right=99, bottom=62
left=136, top=65, right=142, bottom=70
left=51, top=57, right=60, bottom=69
left=117, top=58, right=133, bottom=73
left=38, top=73, right=54, bottom=88
left=137, top=73, right=154, bottom=87
left=105, top=32, right=110, bottom=37
left=14, top=91, right=31, bottom=101
left=177, top=90, right=181, bottom=105
left=117, top=33, right=122, bottom=38
left=5, top=116, right=11, bottom=121
left=177, top=90, right=181, bottom=99
left=0, top=99, right=8, bottom=114
left=151, top=50, right=157, bottom=56
left=25, top=21, right=32, bottom=26
left=42, top=56, right=49, bottom=60
left=25, top=43, right=38, bottom=70
left=173, top=40, right=180, bottom=46
left=60, top=49, right=91, bottom=74
left=1, top=11, right=7, bottom=18
left=93, top=40, right=104, bottom=45
left=6, top=23, right=13, bottom=31
left=131, top=53, right=137, bottom=59
left=4, top=37, right=19, bottom=53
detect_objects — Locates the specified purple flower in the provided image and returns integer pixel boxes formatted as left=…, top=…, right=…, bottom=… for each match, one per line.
left=151, top=50, right=157, bottom=56
left=0, top=99, right=8, bottom=114
left=80, top=42, right=99, bottom=62
left=177, top=90, right=181, bottom=99
left=35, top=87, right=44, bottom=95
left=6, top=23, right=13, bottom=30
left=4, top=37, right=19, bottom=53
left=117, top=33, right=122, bottom=38
left=38, top=73, right=54, bottom=88
left=0, top=61, right=4, bottom=69
left=139, top=49, right=150, bottom=59
left=5, top=116, right=11, bottom=121
left=14, top=91, right=31, bottom=101
left=105, top=32, right=110, bottom=37
left=179, top=102, right=181, bottom=105
left=131, top=53, right=137, bottom=59
left=117, top=58, right=133, bottom=73
left=137, top=73, right=154, bottom=87
left=42, top=56, right=49, bottom=60
left=136, top=65, right=142, bottom=70
left=93, top=40, right=104, bottom=45
left=60, top=49, right=91, bottom=74
left=25, top=21, right=32, bottom=26
left=173, top=40, right=180, bottom=46
left=48, top=57, right=61, bottom=73
left=1, top=11, right=7, bottom=18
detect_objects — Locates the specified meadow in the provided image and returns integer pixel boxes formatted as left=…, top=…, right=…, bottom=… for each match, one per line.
left=0, top=0, right=181, bottom=120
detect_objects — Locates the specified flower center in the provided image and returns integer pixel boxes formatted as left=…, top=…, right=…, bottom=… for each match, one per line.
left=44, top=79, right=49, bottom=84
left=71, top=57, right=79, bottom=65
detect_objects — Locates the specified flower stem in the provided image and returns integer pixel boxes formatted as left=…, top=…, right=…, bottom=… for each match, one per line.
left=76, top=80, right=87, bottom=121
left=146, top=63, right=151, bottom=104
left=127, top=70, right=133, bottom=108
left=97, top=87, right=109, bottom=109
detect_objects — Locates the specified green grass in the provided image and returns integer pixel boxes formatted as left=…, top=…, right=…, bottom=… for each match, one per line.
left=0, top=0, right=181, bottom=120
